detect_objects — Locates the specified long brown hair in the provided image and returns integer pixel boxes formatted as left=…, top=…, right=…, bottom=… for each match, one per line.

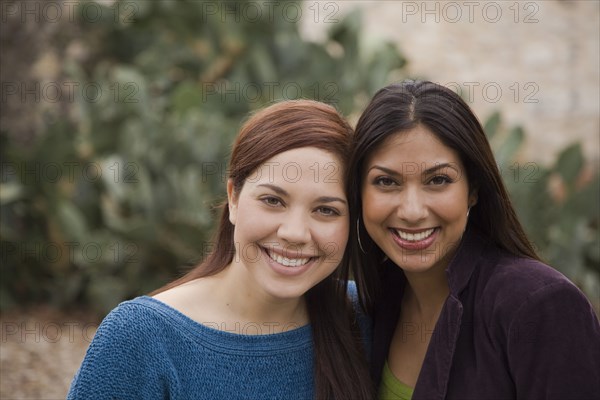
left=153, top=100, right=374, bottom=399
left=347, top=80, right=541, bottom=312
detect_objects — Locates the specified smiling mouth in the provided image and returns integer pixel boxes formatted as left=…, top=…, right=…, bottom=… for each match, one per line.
left=265, top=248, right=315, bottom=268
left=393, top=228, right=436, bottom=242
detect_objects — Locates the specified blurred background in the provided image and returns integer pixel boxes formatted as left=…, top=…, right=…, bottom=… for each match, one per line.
left=1, top=0, right=598, bottom=398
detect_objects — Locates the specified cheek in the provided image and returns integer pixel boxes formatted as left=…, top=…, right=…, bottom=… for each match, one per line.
left=316, top=220, right=349, bottom=259
left=361, top=187, right=388, bottom=225
left=232, top=203, right=272, bottom=242
left=436, top=191, right=469, bottom=223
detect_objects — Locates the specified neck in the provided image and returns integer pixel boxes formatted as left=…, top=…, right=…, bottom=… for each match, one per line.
left=213, top=262, right=308, bottom=329
left=402, top=267, right=449, bottom=322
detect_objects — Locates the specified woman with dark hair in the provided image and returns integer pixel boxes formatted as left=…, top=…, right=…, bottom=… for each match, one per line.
left=348, top=80, right=600, bottom=399
left=68, top=100, right=374, bottom=399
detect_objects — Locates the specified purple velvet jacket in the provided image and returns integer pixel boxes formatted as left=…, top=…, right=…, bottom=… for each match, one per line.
left=371, top=228, right=600, bottom=399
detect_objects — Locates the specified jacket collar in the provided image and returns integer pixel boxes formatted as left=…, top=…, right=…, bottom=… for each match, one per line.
left=445, top=226, right=489, bottom=296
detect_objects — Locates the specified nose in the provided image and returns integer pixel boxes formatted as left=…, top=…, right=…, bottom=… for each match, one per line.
left=277, top=209, right=312, bottom=245
left=397, top=187, right=428, bottom=223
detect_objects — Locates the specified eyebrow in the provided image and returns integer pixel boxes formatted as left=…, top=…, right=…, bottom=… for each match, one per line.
left=423, top=163, right=457, bottom=175
left=258, top=184, right=287, bottom=196
left=257, top=184, right=347, bottom=204
left=316, top=196, right=347, bottom=205
left=369, top=163, right=457, bottom=176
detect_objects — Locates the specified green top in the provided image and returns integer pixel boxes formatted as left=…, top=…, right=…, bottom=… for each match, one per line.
left=379, top=361, right=414, bottom=400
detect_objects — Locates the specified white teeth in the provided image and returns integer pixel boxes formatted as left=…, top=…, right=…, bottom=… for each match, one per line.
left=267, top=250, right=311, bottom=267
left=395, top=228, right=435, bottom=242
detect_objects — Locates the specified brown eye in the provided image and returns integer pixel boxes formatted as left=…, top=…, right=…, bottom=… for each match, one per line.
left=315, top=206, right=340, bottom=217
left=374, top=176, right=396, bottom=187
left=429, top=175, right=452, bottom=185
left=262, top=196, right=282, bottom=206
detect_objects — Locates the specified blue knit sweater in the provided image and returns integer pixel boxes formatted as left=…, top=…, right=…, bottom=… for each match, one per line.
left=67, top=296, right=315, bottom=399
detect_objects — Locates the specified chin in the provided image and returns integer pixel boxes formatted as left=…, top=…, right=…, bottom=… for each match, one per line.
left=263, top=284, right=308, bottom=301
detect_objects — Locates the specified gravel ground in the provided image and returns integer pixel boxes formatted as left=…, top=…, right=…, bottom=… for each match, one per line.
left=0, top=307, right=100, bottom=400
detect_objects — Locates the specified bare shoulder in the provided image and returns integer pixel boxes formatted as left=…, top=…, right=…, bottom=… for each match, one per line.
left=152, top=278, right=217, bottom=323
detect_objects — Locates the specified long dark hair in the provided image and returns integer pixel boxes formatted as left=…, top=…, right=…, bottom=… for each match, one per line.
left=347, top=80, right=540, bottom=312
left=153, top=99, right=374, bottom=399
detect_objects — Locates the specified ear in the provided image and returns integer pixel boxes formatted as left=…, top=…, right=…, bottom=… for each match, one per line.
left=468, top=187, right=479, bottom=208
left=227, top=179, right=238, bottom=225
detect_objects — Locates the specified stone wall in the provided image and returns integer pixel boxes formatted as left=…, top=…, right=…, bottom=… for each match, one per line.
left=302, top=0, right=599, bottom=165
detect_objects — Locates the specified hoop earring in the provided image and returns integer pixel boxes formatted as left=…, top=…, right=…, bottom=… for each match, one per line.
left=356, top=218, right=367, bottom=254
left=467, top=206, right=471, bottom=218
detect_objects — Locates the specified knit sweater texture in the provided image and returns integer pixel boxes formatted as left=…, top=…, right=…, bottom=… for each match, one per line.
left=67, top=296, right=315, bottom=399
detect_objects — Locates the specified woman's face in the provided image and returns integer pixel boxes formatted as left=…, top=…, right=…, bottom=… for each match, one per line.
left=361, top=125, right=477, bottom=276
left=227, top=147, right=349, bottom=301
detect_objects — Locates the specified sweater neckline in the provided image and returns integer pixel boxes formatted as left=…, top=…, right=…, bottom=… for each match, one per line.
left=126, top=296, right=313, bottom=353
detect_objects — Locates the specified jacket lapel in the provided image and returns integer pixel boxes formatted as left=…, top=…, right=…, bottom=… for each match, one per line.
left=413, top=228, right=486, bottom=399
left=413, top=295, right=463, bottom=399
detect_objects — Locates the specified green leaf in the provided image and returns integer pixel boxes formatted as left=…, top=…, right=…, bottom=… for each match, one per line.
left=87, top=276, right=128, bottom=314
left=495, top=126, right=524, bottom=167
left=483, top=112, right=501, bottom=139
left=0, top=182, right=25, bottom=204
left=56, top=201, right=89, bottom=242
left=554, top=143, right=584, bottom=185
left=173, top=81, right=204, bottom=115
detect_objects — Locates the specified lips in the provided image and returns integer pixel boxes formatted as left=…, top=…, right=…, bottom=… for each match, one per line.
left=391, top=227, right=438, bottom=250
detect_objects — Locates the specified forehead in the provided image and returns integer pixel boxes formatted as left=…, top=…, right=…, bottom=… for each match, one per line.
left=244, top=147, right=345, bottom=188
left=265, top=146, right=341, bottom=165
left=365, top=126, right=463, bottom=168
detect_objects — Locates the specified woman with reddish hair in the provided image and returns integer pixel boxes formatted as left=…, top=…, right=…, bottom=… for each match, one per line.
left=68, top=100, right=374, bottom=399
